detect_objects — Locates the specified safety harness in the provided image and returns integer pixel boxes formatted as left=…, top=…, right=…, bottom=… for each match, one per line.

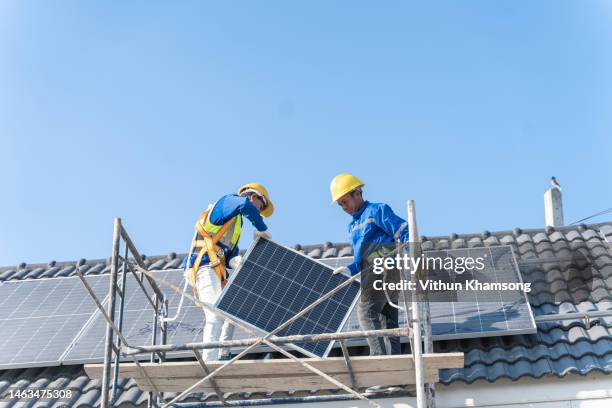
left=189, top=203, right=243, bottom=304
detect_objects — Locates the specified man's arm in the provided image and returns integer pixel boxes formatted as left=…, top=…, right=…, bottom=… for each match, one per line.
left=211, top=195, right=268, bottom=231
left=226, top=246, right=240, bottom=268
left=376, top=204, right=409, bottom=243
left=346, top=223, right=362, bottom=275
left=346, top=259, right=360, bottom=275
left=238, top=198, right=268, bottom=231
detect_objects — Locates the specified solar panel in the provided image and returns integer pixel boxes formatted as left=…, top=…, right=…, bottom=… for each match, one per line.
left=216, top=238, right=361, bottom=358
left=334, top=246, right=536, bottom=340
left=62, top=270, right=205, bottom=363
left=0, top=275, right=109, bottom=369
left=319, top=257, right=353, bottom=269
left=425, top=246, right=535, bottom=338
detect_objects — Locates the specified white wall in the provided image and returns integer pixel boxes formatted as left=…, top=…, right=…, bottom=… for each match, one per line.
left=256, top=372, right=612, bottom=408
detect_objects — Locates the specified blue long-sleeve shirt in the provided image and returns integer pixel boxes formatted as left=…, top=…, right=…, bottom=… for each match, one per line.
left=346, top=201, right=409, bottom=277
left=184, top=194, right=268, bottom=268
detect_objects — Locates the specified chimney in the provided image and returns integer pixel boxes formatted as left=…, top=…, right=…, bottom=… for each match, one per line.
left=544, top=188, right=564, bottom=227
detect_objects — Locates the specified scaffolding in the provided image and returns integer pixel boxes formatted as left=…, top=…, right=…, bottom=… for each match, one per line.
left=80, top=201, right=464, bottom=408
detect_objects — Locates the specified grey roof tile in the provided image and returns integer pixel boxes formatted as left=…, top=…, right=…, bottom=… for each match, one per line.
left=27, top=267, right=46, bottom=279
left=549, top=231, right=567, bottom=242
left=451, top=238, right=467, bottom=249
left=87, top=263, right=106, bottom=275
left=337, top=246, right=352, bottom=257
left=532, top=232, right=550, bottom=243
left=40, top=266, right=62, bottom=279
left=307, top=248, right=322, bottom=258
left=71, top=387, right=101, bottom=408
left=164, top=259, right=182, bottom=269
left=600, top=225, right=612, bottom=238
left=0, top=269, right=16, bottom=281
left=566, top=230, right=583, bottom=241
left=436, top=239, right=450, bottom=250
left=113, top=384, right=146, bottom=406
left=582, top=229, right=601, bottom=240
left=10, top=268, right=30, bottom=281
left=322, top=247, right=338, bottom=258
left=467, top=237, right=483, bottom=248
left=421, top=241, right=434, bottom=251
left=516, top=233, right=533, bottom=245
left=58, top=265, right=76, bottom=278
left=484, top=235, right=501, bottom=246
left=148, top=259, right=166, bottom=270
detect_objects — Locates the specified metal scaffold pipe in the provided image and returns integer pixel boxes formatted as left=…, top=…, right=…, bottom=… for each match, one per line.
left=101, top=217, right=122, bottom=408
left=123, top=327, right=411, bottom=356
left=407, top=200, right=426, bottom=408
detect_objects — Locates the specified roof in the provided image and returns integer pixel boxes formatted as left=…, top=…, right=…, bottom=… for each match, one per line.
left=1, top=222, right=611, bottom=407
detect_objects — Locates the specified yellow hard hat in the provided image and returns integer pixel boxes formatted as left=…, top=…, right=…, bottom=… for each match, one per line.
left=238, top=183, right=274, bottom=218
left=330, top=173, right=364, bottom=202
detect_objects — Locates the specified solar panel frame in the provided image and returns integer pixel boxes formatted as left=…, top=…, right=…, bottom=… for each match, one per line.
left=0, top=274, right=110, bottom=369
left=215, top=237, right=361, bottom=358
left=322, top=246, right=536, bottom=342
left=423, top=245, right=536, bottom=339
left=61, top=269, right=206, bottom=364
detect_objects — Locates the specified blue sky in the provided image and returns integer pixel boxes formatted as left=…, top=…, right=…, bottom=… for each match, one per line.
left=1, top=1, right=611, bottom=266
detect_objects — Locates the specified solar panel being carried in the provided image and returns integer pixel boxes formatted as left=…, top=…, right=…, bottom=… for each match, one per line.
left=0, top=275, right=109, bottom=369
left=216, top=238, right=361, bottom=358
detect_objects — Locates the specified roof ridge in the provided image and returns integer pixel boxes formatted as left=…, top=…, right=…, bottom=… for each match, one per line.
left=1, top=221, right=611, bottom=271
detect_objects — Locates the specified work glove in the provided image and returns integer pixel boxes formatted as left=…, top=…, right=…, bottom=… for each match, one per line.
left=333, top=266, right=350, bottom=276
left=253, top=230, right=272, bottom=240
left=229, top=255, right=243, bottom=270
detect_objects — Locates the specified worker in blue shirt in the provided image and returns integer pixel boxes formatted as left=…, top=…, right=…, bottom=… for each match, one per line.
left=330, top=174, right=408, bottom=357
left=183, top=183, right=273, bottom=361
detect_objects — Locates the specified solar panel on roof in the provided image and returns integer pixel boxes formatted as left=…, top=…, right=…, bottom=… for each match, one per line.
left=333, top=245, right=536, bottom=340
left=62, top=270, right=205, bottom=363
left=318, top=257, right=353, bottom=269
left=0, top=275, right=109, bottom=369
left=216, top=238, right=361, bottom=358
left=426, top=246, right=535, bottom=338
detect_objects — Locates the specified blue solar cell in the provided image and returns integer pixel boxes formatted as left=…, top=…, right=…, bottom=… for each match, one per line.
left=216, top=238, right=360, bottom=358
left=330, top=246, right=536, bottom=341
left=62, top=270, right=205, bottom=364
left=0, top=275, right=109, bottom=369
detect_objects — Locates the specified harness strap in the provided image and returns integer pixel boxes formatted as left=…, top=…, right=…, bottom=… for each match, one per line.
left=190, top=209, right=237, bottom=305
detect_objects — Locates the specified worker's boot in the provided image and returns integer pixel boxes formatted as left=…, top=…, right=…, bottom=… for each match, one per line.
left=218, top=351, right=233, bottom=361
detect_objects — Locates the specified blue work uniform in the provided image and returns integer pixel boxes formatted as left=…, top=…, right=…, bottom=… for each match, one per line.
left=346, top=201, right=409, bottom=278
left=183, top=194, right=268, bottom=268
left=346, top=200, right=408, bottom=356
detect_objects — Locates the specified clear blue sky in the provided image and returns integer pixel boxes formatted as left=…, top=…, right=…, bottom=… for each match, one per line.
left=1, top=1, right=611, bottom=267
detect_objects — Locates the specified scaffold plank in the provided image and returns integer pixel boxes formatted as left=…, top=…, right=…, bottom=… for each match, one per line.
left=85, top=353, right=463, bottom=393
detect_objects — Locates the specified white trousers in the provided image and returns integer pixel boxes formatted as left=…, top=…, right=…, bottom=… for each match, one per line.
left=186, top=265, right=234, bottom=361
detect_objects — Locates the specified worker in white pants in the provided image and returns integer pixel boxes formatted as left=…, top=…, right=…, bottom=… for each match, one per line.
left=186, top=254, right=244, bottom=360
left=183, top=183, right=274, bottom=361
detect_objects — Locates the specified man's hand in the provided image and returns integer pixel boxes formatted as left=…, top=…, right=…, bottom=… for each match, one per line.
left=253, top=230, right=272, bottom=240
left=229, top=255, right=243, bottom=270
left=333, top=266, right=350, bottom=275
